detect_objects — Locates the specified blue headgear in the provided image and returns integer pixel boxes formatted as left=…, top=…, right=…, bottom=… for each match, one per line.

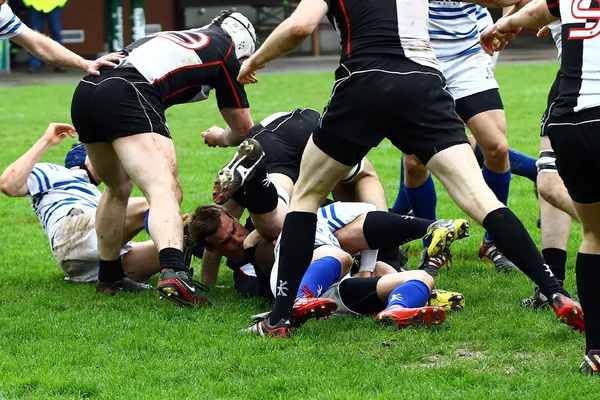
left=65, top=143, right=87, bottom=169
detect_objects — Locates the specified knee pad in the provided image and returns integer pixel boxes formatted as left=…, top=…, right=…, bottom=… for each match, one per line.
left=536, top=150, right=558, bottom=174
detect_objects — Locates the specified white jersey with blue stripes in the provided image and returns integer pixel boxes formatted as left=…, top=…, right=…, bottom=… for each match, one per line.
left=27, top=163, right=101, bottom=243
left=314, top=202, right=376, bottom=248
left=429, top=1, right=491, bottom=60
left=0, top=4, right=24, bottom=40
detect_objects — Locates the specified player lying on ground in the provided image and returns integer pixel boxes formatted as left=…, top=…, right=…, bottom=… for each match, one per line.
left=242, top=201, right=470, bottom=337
left=188, top=201, right=469, bottom=307
left=202, top=109, right=408, bottom=284
left=0, top=123, right=163, bottom=292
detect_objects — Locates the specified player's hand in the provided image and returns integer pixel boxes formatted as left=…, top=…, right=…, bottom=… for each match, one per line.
left=201, top=126, right=226, bottom=148
left=85, top=52, right=124, bottom=76
left=42, top=123, right=76, bottom=146
left=537, top=25, right=550, bottom=37
left=237, top=57, right=266, bottom=85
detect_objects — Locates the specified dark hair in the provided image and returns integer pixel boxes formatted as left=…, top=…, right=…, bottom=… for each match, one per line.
left=188, top=204, right=233, bottom=247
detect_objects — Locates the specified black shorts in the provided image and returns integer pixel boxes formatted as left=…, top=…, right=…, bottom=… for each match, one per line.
left=455, top=88, right=504, bottom=123
left=312, top=56, right=468, bottom=166
left=547, top=106, right=600, bottom=204
left=232, top=266, right=273, bottom=300
left=338, top=276, right=386, bottom=315
left=540, top=69, right=561, bottom=137
left=71, top=68, right=170, bottom=144
left=249, top=108, right=320, bottom=183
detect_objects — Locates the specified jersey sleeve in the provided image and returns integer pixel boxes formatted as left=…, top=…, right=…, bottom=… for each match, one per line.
left=26, top=163, right=60, bottom=197
left=215, top=54, right=250, bottom=109
left=0, top=4, right=24, bottom=40
left=546, top=0, right=561, bottom=18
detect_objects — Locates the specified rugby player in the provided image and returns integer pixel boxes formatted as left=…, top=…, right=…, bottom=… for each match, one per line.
left=482, top=0, right=600, bottom=373
left=69, top=11, right=256, bottom=306
left=236, top=0, right=583, bottom=337
left=0, top=123, right=162, bottom=291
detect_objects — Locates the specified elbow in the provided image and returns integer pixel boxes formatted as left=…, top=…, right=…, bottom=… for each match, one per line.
left=0, top=180, right=14, bottom=197
left=288, top=21, right=314, bottom=39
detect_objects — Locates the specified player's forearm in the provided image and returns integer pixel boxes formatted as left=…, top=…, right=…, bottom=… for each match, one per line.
left=251, top=19, right=312, bottom=66
left=0, top=138, right=50, bottom=196
left=29, top=32, right=89, bottom=72
left=200, top=250, right=221, bottom=286
left=506, top=0, right=556, bottom=29
left=217, top=127, right=245, bottom=147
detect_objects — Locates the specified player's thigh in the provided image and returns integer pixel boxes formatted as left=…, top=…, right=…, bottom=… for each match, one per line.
left=292, top=137, right=354, bottom=212
left=465, top=108, right=507, bottom=152
left=112, top=133, right=180, bottom=198
left=84, top=142, right=131, bottom=192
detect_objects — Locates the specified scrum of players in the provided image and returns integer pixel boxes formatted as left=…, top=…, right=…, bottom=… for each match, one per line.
left=1, top=0, right=599, bottom=374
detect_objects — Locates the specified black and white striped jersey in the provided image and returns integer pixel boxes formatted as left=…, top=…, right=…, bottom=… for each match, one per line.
left=547, top=0, right=600, bottom=114
left=118, top=24, right=248, bottom=110
left=322, top=0, right=439, bottom=70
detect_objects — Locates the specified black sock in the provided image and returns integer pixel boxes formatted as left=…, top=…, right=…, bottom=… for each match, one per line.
left=377, top=246, right=402, bottom=272
left=542, top=248, right=567, bottom=282
left=482, top=208, right=565, bottom=298
left=268, top=211, right=317, bottom=325
left=159, top=247, right=186, bottom=271
left=98, top=257, right=125, bottom=282
left=363, top=211, right=432, bottom=249
left=576, top=253, right=600, bottom=350
left=244, top=161, right=279, bottom=214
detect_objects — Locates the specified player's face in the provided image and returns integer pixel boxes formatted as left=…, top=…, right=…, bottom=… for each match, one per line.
left=206, top=214, right=249, bottom=262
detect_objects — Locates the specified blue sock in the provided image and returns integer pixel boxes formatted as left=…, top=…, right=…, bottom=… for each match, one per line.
left=391, top=160, right=411, bottom=214
left=387, top=279, right=431, bottom=308
left=474, top=144, right=485, bottom=168
left=296, top=256, right=342, bottom=298
left=482, top=165, right=511, bottom=241
left=508, top=148, right=538, bottom=183
left=143, top=209, right=150, bottom=235
left=405, top=174, right=437, bottom=221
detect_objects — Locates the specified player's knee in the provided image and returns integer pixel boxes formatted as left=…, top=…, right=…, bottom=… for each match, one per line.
left=482, top=139, right=509, bottom=164
left=337, top=251, right=354, bottom=276
left=403, top=154, right=425, bottom=172
left=414, top=269, right=434, bottom=289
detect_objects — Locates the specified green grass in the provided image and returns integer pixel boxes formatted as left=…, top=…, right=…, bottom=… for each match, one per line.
left=0, top=63, right=598, bottom=399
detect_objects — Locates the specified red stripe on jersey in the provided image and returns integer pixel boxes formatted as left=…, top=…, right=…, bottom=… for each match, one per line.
left=339, top=0, right=352, bottom=58
left=162, top=83, right=206, bottom=101
left=221, top=63, right=242, bottom=108
left=152, top=60, right=223, bottom=85
left=546, top=0, right=559, bottom=8
left=225, top=43, right=233, bottom=59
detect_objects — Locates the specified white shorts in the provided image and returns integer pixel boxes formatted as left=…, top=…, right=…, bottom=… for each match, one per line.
left=441, top=51, right=499, bottom=100
left=52, top=209, right=131, bottom=283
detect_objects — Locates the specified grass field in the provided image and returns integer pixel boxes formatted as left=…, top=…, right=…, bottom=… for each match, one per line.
left=0, top=62, right=597, bottom=399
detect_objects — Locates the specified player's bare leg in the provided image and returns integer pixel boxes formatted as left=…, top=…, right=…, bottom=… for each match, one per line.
left=84, top=142, right=152, bottom=294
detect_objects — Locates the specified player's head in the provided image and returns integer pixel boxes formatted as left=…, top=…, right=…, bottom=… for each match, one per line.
left=65, top=143, right=102, bottom=186
left=188, top=204, right=248, bottom=262
left=212, top=11, right=257, bottom=60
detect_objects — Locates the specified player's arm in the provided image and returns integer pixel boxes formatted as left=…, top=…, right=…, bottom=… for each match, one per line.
left=238, top=0, right=328, bottom=84
left=480, top=0, right=558, bottom=54
left=11, top=26, right=122, bottom=76
left=0, top=123, right=75, bottom=197
left=203, top=108, right=254, bottom=147
left=200, top=250, right=221, bottom=286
